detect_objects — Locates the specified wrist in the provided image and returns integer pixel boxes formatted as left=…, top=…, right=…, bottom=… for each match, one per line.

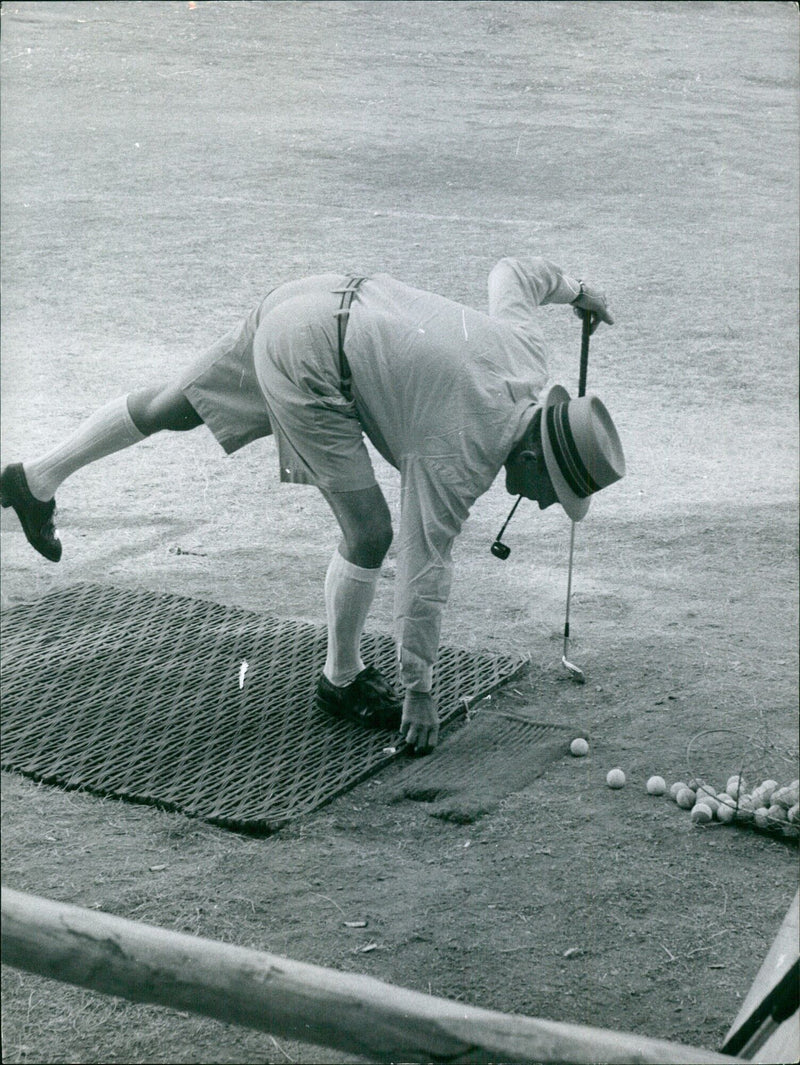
left=570, top=280, right=585, bottom=306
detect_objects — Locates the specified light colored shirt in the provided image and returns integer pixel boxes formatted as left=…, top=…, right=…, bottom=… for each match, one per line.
left=345, top=257, right=581, bottom=690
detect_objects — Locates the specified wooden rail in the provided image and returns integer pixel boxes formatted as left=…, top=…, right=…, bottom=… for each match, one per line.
left=1, top=887, right=740, bottom=1065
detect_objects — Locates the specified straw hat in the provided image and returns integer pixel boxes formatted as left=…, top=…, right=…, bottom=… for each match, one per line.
left=539, top=384, right=626, bottom=522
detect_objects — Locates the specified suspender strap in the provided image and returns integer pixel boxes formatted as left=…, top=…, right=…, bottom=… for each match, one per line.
left=333, top=277, right=367, bottom=400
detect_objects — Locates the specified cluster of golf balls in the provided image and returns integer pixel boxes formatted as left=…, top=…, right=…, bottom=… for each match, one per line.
left=568, top=740, right=798, bottom=839
left=667, top=775, right=799, bottom=838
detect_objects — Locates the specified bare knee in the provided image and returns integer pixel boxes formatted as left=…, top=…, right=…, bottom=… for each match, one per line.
left=322, top=486, right=393, bottom=569
left=127, top=385, right=203, bottom=435
left=344, top=520, right=393, bottom=569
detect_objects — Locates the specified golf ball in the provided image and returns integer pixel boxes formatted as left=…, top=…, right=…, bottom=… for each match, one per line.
left=726, top=775, right=747, bottom=797
left=670, top=781, right=688, bottom=801
left=570, top=737, right=589, bottom=757
left=691, top=803, right=713, bottom=825
left=698, top=792, right=719, bottom=814
left=646, top=775, right=667, bottom=795
left=754, top=807, right=771, bottom=830
left=675, top=787, right=696, bottom=809
left=760, top=779, right=779, bottom=800
left=716, top=801, right=736, bottom=824
left=771, top=786, right=795, bottom=810
left=606, top=768, right=626, bottom=789
left=767, top=804, right=787, bottom=825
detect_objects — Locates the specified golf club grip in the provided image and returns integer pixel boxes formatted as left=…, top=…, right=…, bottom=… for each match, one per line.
left=579, top=311, right=591, bottom=397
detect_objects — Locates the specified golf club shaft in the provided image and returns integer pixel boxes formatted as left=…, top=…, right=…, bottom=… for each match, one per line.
left=563, top=521, right=577, bottom=646
left=563, top=311, right=591, bottom=672
left=578, top=309, right=591, bottom=398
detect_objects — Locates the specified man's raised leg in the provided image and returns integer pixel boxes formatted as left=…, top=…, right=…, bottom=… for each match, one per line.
left=1, top=383, right=203, bottom=561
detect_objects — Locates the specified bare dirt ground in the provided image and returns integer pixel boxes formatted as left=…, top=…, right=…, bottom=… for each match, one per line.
left=1, top=3, right=798, bottom=1063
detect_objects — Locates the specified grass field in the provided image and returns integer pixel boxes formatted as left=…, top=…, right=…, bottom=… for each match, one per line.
left=1, top=2, right=798, bottom=1063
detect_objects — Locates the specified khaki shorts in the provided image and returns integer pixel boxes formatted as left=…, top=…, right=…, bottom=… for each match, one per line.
left=178, top=303, right=271, bottom=455
left=179, top=275, right=377, bottom=492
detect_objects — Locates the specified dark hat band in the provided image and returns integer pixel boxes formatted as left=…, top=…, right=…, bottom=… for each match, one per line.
left=546, top=401, right=602, bottom=499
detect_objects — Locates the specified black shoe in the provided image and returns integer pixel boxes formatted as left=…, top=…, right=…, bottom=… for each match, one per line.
left=316, top=666, right=402, bottom=730
left=0, top=464, right=62, bottom=562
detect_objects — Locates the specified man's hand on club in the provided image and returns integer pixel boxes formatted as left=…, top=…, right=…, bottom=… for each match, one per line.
left=572, top=282, right=614, bottom=334
left=400, top=689, right=439, bottom=756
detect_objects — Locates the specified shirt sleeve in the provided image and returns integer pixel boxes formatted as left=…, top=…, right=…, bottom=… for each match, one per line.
left=488, top=256, right=581, bottom=327
left=394, top=455, right=473, bottom=692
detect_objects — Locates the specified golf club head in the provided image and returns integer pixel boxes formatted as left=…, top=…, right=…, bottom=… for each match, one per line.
left=491, top=540, right=511, bottom=560
left=561, top=655, right=585, bottom=684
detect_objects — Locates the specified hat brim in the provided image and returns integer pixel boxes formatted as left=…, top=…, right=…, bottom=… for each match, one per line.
left=539, top=384, right=591, bottom=522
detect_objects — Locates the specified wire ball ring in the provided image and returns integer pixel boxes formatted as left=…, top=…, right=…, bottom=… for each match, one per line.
left=686, top=727, right=798, bottom=837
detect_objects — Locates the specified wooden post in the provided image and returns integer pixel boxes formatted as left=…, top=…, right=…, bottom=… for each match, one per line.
left=2, top=887, right=739, bottom=1065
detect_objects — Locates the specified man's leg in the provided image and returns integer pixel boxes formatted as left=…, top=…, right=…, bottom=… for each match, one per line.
left=315, top=485, right=400, bottom=729
left=321, top=484, right=393, bottom=570
left=1, top=383, right=202, bottom=561
left=23, top=384, right=202, bottom=501
left=320, top=484, right=393, bottom=685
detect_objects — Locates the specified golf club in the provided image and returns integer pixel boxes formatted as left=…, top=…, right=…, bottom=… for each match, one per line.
left=561, top=309, right=592, bottom=683
left=490, top=493, right=522, bottom=559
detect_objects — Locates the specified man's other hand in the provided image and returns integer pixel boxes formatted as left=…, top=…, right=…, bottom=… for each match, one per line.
left=400, top=690, right=439, bottom=756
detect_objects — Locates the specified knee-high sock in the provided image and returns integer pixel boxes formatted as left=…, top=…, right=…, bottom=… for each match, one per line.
left=323, top=549, right=380, bottom=688
left=23, top=395, right=146, bottom=502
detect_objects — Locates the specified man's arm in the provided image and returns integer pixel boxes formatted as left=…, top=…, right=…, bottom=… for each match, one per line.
left=488, top=256, right=581, bottom=321
left=394, top=455, right=472, bottom=755
left=488, top=256, right=613, bottom=334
